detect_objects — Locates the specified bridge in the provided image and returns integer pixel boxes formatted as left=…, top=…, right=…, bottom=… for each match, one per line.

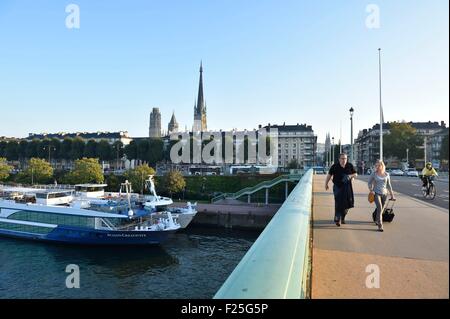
left=211, top=174, right=303, bottom=205
left=214, top=170, right=449, bottom=299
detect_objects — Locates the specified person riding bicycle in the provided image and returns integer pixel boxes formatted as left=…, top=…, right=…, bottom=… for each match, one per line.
left=421, top=162, right=438, bottom=191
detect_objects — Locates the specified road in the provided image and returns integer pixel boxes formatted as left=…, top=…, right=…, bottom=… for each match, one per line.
left=312, top=175, right=449, bottom=298
left=358, top=175, right=449, bottom=210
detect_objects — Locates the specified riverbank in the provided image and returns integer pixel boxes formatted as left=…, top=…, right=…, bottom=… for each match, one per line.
left=173, top=202, right=281, bottom=231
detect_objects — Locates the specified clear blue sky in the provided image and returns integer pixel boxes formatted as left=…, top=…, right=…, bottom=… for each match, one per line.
left=0, top=0, right=448, bottom=144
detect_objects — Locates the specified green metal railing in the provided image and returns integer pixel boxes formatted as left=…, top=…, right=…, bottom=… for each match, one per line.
left=211, top=174, right=303, bottom=203
left=214, top=169, right=313, bottom=299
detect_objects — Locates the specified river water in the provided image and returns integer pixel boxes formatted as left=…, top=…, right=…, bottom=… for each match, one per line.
left=0, top=227, right=259, bottom=299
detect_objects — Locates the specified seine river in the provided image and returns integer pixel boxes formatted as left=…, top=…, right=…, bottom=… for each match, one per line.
left=0, top=227, right=259, bottom=299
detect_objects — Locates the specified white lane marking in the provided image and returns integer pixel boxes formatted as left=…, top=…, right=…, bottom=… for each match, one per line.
left=411, top=184, right=420, bottom=187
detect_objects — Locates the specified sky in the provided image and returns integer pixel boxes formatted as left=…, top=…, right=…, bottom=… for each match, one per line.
left=0, top=0, right=448, bottom=144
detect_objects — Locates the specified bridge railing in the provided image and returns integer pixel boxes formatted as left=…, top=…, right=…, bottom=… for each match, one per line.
left=214, top=169, right=314, bottom=299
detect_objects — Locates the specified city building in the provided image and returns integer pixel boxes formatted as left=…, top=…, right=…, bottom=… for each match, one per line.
left=263, top=123, right=317, bottom=169
left=428, top=127, right=449, bottom=163
left=149, top=107, right=162, bottom=138
left=193, top=62, right=207, bottom=132
left=355, top=121, right=447, bottom=169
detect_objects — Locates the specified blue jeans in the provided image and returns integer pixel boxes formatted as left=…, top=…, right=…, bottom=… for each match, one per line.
left=333, top=185, right=348, bottom=222
left=374, top=193, right=387, bottom=228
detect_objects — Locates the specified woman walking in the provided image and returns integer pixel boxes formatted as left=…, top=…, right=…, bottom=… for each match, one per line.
left=368, top=160, right=396, bottom=232
left=325, top=153, right=358, bottom=227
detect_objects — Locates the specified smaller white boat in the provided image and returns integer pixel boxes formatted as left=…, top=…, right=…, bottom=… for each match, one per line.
left=142, top=175, right=198, bottom=229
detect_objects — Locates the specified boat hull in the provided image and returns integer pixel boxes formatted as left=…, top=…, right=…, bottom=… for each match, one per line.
left=0, top=225, right=175, bottom=245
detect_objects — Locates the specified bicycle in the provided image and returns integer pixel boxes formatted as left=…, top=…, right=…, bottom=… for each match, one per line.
left=421, top=176, right=437, bottom=200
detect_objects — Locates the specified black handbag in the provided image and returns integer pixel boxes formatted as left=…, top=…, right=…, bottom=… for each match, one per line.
left=372, top=199, right=396, bottom=223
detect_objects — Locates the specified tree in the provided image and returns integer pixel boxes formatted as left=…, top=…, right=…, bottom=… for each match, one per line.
left=147, top=138, right=164, bottom=165
left=97, top=140, right=113, bottom=161
left=61, top=138, right=73, bottom=160
left=5, top=141, right=19, bottom=161
left=84, top=140, right=98, bottom=158
left=440, top=134, right=449, bottom=161
left=70, top=137, right=85, bottom=160
left=18, top=158, right=54, bottom=184
left=65, top=158, right=104, bottom=184
left=0, top=157, right=12, bottom=181
left=384, top=122, right=423, bottom=161
left=124, top=164, right=156, bottom=194
left=287, top=159, right=299, bottom=169
left=0, top=141, right=7, bottom=158
left=124, top=140, right=138, bottom=161
left=162, top=170, right=186, bottom=198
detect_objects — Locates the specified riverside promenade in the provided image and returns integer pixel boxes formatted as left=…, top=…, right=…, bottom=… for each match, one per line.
left=312, top=175, right=449, bottom=298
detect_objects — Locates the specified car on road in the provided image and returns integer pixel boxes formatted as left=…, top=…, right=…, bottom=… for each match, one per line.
left=312, top=166, right=326, bottom=174
left=405, top=168, right=419, bottom=177
left=390, top=169, right=405, bottom=176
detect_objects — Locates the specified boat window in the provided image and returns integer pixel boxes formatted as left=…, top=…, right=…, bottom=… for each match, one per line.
left=7, top=211, right=95, bottom=228
left=35, top=193, right=48, bottom=199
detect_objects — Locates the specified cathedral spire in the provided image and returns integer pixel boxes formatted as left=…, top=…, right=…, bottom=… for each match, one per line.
left=193, top=61, right=207, bottom=132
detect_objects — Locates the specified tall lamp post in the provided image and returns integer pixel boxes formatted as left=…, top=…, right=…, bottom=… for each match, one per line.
left=349, top=107, right=354, bottom=165
left=43, top=146, right=56, bottom=166
left=331, top=137, right=335, bottom=164
left=406, top=148, right=409, bottom=168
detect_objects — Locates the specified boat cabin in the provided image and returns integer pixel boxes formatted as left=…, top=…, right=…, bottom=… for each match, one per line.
left=35, top=190, right=74, bottom=206
left=75, top=184, right=108, bottom=199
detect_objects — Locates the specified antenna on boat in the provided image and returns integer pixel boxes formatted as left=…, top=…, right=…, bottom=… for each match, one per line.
left=121, top=180, right=134, bottom=217
left=145, top=175, right=159, bottom=201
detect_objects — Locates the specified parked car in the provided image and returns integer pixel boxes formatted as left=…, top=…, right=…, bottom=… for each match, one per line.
left=405, top=168, right=419, bottom=177
left=390, top=169, right=405, bottom=176
left=312, top=166, right=326, bottom=174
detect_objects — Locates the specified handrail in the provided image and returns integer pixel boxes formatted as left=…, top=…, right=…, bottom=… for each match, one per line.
left=214, top=169, right=313, bottom=299
left=211, top=174, right=303, bottom=203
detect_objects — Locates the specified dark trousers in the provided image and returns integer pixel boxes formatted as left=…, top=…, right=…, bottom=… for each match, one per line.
left=333, top=185, right=349, bottom=222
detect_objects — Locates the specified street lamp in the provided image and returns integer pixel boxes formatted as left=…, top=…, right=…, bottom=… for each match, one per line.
left=331, top=137, right=335, bottom=164
left=43, top=146, right=56, bottom=165
left=406, top=148, right=409, bottom=167
left=349, top=107, right=354, bottom=165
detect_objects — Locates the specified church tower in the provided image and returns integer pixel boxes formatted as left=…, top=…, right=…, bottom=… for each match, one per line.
left=168, top=112, right=179, bottom=135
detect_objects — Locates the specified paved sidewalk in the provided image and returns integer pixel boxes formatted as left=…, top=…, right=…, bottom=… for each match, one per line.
left=311, top=175, right=449, bottom=299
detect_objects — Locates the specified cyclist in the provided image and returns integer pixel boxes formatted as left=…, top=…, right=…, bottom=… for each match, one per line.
left=421, top=162, right=438, bottom=193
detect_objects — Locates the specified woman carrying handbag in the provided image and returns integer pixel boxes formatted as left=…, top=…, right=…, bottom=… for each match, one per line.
left=368, top=160, right=396, bottom=232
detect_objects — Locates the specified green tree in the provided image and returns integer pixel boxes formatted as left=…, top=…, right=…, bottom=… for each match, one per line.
left=61, top=138, right=73, bottom=160
left=147, top=138, right=164, bottom=165
left=65, top=158, right=105, bottom=184
left=124, top=140, right=138, bottom=160
left=124, top=164, right=156, bottom=194
left=162, top=170, right=186, bottom=198
left=384, top=122, right=424, bottom=161
left=440, top=134, right=449, bottom=161
left=0, top=157, right=12, bottom=181
left=18, top=158, right=54, bottom=184
left=26, top=139, right=41, bottom=159
left=5, top=141, right=19, bottom=161
left=287, top=159, right=299, bottom=169
left=84, top=140, right=98, bottom=158
left=96, top=140, right=113, bottom=161
left=70, top=137, right=85, bottom=160
left=0, top=141, right=7, bottom=158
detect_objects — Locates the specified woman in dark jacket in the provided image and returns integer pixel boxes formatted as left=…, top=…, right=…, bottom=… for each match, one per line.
left=325, top=153, right=358, bottom=226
